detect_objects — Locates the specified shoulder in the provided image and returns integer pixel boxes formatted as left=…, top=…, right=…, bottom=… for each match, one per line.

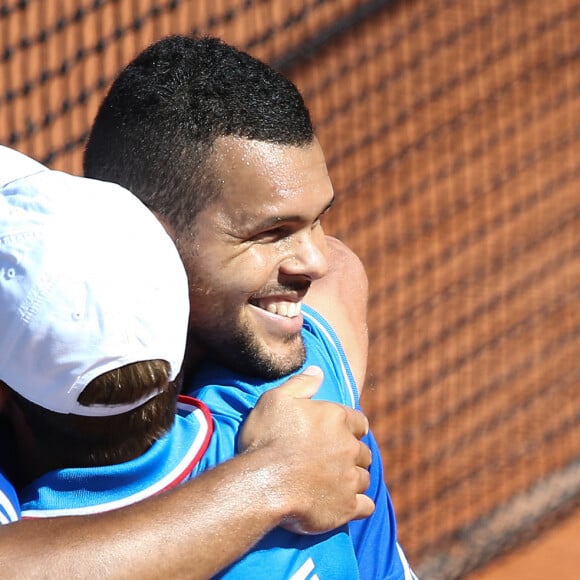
left=305, top=237, right=368, bottom=390
left=322, top=236, right=368, bottom=290
left=306, top=237, right=368, bottom=318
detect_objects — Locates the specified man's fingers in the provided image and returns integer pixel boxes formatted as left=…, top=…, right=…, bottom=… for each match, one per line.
left=357, top=441, right=372, bottom=470
left=356, top=463, right=371, bottom=491
left=353, top=494, right=375, bottom=521
left=344, top=406, right=369, bottom=440
left=270, top=366, right=324, bottom=399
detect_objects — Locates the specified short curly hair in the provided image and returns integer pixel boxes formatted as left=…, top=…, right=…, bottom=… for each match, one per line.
left=84, top=35, right=314, bottom=235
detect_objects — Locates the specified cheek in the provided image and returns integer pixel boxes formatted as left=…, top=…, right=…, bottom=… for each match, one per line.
left=184, top=262, right=230, bottom=308
left=189, top=258, right=258, bottom=303
left=187, top=243, right=282, bottom=298
left=238, top=247, right=281, bottom=283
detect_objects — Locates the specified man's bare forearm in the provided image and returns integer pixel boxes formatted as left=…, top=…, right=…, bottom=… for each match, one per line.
left=0, top=372, right=373, bottom=579
left=0, top=450, right=308, bottom=579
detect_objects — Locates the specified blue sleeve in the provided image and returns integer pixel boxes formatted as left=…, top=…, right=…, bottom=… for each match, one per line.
left=349, top=429, right=416, bottom=579
left=191, top=378, right=254, bottom=472
left=0, top=468, right=20, bottom=524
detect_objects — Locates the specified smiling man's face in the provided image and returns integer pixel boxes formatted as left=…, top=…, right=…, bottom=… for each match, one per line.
left=179, top=135, right=334, bottom=379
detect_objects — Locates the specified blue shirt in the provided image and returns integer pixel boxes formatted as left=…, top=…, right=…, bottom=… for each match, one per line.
left=190, top=305, right=416, bottom=579
left=13, top=305, right=417, bottom=579
left=0, top=468, right=20, bottom=524
left=18, top=397, right=212, bottom=518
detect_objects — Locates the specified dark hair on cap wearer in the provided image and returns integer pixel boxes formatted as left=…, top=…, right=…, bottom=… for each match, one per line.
left=83, top=35, right=314, bottom=234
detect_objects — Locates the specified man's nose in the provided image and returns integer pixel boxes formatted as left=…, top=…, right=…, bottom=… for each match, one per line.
left=280, top=232, right=329, bottom=280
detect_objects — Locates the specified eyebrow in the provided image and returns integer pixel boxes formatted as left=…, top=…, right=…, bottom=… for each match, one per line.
left=252, top=196, right=336, bottom=231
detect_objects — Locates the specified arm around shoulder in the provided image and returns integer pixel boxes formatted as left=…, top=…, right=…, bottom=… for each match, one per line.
left=305, top=236, right=369, bottom=390
left=0, top=370, right=373, bottom=579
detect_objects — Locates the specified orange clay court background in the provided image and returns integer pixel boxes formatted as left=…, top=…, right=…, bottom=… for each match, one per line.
left=1, top=1, right=578, bottom=578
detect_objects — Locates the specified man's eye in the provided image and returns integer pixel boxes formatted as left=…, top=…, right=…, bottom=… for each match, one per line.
left=251, top=226, right=292, bottom=242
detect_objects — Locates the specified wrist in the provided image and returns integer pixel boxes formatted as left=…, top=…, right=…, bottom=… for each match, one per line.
left=237, top=445, right=301, bottom=526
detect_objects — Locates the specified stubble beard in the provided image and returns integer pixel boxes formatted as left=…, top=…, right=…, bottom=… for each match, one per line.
left=193, top=319, right=306, bottom=380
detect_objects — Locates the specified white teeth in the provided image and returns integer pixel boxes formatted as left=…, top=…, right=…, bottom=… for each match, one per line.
left=259, top=299, right=302, bottom=318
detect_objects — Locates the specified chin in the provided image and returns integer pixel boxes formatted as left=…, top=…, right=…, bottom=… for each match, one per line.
left=202, top=323, right=305, bottom=379
left=257, top=345, right=306, bottom=380
left=232, top=340, right=305, bottom=381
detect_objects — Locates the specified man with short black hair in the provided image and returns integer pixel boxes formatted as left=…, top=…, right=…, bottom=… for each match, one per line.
left=0, top=146, right=374, bottom=579
left=83, top=35, right=416, bottom=579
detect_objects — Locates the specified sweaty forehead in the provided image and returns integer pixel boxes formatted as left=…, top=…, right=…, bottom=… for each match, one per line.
left=209, top=136, right=333, bottom=209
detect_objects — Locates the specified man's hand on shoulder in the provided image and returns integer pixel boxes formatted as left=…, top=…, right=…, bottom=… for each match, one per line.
left=239, top=366, right=374, bottom=534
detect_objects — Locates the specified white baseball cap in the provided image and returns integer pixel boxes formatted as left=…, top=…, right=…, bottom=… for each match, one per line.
left=0, top=146, right=189, bottom=416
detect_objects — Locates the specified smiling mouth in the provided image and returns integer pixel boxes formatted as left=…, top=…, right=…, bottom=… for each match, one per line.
left=250, top=297, right=303, bottom=318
